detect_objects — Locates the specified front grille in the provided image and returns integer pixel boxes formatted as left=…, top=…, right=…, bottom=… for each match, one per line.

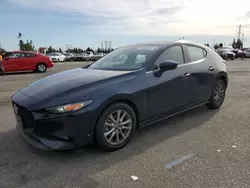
left=14, top=104, right=35, bottom=129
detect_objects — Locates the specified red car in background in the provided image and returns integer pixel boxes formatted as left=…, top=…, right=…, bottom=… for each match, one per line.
left=2, top=51, right=53, bottom=73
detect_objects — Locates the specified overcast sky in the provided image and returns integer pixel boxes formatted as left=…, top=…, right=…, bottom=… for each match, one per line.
left=1, top=0, right=250, bottom=50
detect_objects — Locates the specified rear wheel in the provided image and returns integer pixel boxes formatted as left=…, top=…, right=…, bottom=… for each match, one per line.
left=206, top=79, right=226, bottom=109
left=95, top=103, right=137, bottom=152
left=36, top=63, right=47, bottom=73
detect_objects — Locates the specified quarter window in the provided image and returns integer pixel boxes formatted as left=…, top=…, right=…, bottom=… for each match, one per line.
left=154, top=45, right=184, bottom=67
left=187, top=46, right=205, bottom=62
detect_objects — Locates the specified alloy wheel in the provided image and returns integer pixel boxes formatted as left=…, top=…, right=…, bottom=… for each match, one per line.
left=212, top=80, right=225, bottom=106
left=38, top=64, right=46, bottom=72
left=103, top=109, right=132, bottom=146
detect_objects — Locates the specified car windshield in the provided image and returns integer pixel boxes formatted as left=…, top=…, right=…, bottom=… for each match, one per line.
left=88, top=45, right=160, bottom=71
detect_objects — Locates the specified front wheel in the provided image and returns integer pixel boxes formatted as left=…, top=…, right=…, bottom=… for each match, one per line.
left=36, top=63, right=47, bottom=73
left=95, top=103, right=137, bottom=152
left=206, top=79, right=226, bottom=109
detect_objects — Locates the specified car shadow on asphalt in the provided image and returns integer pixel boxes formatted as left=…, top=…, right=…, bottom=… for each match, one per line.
left=0, top=105, right=218, bottom=187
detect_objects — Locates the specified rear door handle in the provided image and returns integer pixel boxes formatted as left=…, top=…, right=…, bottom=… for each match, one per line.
left=183, top=73, right=190, bottom=79
left=209, top=66, right=215, bottom=71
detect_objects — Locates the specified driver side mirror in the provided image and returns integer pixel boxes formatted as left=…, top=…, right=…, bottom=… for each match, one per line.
left=153, top=60, right=178, bottom=77
left=4, top=57, right=9, bottom=61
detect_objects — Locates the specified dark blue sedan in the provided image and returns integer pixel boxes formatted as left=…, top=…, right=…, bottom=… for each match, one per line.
left=11, top=40, right=228, bottom=151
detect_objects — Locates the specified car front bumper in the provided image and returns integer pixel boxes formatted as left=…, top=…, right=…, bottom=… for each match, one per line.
left=12, top=92, right=96, bottom=151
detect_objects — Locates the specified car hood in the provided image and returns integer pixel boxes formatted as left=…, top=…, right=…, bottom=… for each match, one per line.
left=20, top=68, right=130, bottom=100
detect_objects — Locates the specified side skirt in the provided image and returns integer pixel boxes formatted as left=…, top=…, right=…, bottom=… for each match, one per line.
left=138, top=102, right=209, bottom=129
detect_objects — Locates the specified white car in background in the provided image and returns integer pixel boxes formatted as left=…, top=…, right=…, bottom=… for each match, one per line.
left=47, top=53, right=66, bottom=62
left=244, top=49, right=250, bottom=58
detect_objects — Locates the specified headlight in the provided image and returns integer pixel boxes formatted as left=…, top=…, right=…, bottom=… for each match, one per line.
left=46, top=100, right=93, bottom=114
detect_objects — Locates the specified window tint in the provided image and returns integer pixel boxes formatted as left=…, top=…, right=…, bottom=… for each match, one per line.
left=25, top=53, right=36, bottom=57
left=10, top=53, right=25, bottom=58
left=187, top=46, right=205, bottom=62
left=155, top=45, right=184, bottom=67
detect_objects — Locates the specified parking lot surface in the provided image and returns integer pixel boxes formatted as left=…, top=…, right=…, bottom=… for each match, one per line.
left=0, top=60, right=250, bottom=188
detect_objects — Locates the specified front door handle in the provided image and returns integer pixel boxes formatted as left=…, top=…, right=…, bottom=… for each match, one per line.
left=209, top=66, right=215, bottom=71
left=183, top=73, right=190, bottom=79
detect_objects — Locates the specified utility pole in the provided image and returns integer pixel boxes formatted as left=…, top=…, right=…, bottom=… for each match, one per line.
left=242, top=33, right=244, bottom=47
left=237, top=24, right=242, bottom=40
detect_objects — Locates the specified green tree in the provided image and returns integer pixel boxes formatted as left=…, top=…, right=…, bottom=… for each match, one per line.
left=236, top=39, right=243, bottom=49
left=0, top=48, right=6, bottom=53
left=219, top=43, right=223, bottom=48
left=232, top=39, right=236, bottom=49
left=78, top=48, right=84, bottom=53
left=46, top=46, right=53, bottom=54
left=214, top=44, right=219, bottom=49
left=19, top=40, right=24, bottom=51
left=59, top=48, right=62, bottom=53
left=19, top=39, right=35, bottom=51
left=72, top=48, right=78, bottom=53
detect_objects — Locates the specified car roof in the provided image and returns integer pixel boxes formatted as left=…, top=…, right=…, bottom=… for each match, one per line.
left=12, top=51, right=38, bottom=55
left=121, top=40, right=207, bottom=49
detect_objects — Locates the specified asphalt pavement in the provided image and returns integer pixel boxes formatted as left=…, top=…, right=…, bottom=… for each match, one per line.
left=0, top=60, right=250, bottom=188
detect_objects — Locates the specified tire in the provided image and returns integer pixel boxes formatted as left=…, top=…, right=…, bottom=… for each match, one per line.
left=206, top=79, right=226, bottom=109
left=0, top=71, right=5, bottom=76
left=36, top=63, right=47, bottom=73
left=95, top=102, right=137, bottom=152
left=231, top=56, right=235, bottom=60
